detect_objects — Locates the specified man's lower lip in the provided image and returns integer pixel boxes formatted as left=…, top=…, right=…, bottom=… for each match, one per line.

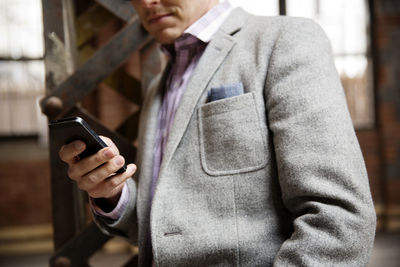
left=149, top=15, right=170, bottom=23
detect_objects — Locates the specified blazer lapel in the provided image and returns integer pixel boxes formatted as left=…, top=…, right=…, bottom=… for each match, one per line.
left=136, top=64, right=171, bottom=250
left=158, top=8, right=249, bottom=175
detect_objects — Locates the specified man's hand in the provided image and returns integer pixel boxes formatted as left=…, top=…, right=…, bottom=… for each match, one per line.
left=59, top=136, right=136, bottom=204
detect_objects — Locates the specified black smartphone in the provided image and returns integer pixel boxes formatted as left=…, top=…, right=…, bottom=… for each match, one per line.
left=49, top=117, right=127, bottom=174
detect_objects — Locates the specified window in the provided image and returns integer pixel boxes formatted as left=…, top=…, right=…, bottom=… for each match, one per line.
left=231, top=0, right=375, bottom=129
left=287, top=0, right=374, bottom=128
left=0, top=0, right=46, bottom=137
left=230, top=0, right=279, bottom=16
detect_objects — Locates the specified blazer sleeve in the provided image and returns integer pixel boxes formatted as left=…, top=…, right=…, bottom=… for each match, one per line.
left=264, top=18, right=376, bottom=266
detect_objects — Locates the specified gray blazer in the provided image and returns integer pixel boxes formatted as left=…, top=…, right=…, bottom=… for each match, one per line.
left=95, top=8, right=376, bottom=266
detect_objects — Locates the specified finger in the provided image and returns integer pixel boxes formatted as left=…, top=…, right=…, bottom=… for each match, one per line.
left=78, top=155, right=126, bottom=191
left=88, top=164, right=136, bottom=199
left=99, top=136, right=119, bottom=154
left=68, top=146, right=115, bottom=181
left=59, top=140, right=86, bottom=164
left=89, top=182, right=125, bottom=199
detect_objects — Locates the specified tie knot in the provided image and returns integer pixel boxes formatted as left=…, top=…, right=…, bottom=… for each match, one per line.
left=173, top=34, right=206, bottom=66
left=164, top=34, right=207, bottom=85
left=175, top=34, right=205, bottom=52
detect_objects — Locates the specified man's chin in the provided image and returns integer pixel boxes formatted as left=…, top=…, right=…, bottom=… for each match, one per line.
left=153, top=29, right=183, bottom=44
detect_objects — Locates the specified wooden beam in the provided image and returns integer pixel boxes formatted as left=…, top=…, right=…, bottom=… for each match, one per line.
left=42, top=0, right=86, bottom=251
left=103, top=68, right=142, bottom=105
left=50, top=223, right=111, bottom=267
left=279, top=0, right=286, bottom=15
left=76, top=4, right=115, bottom=47
left=78, top=42, right=96, bottom=65
left=94, top=0, right=136, bottom=22
left=48, top=120, right=88, bottom=250
left=42, top=0, right=68, bottom=93
left=40, top=17, right=151, bottom=120
left=116, top=111, right=141, bottom=142
left=0, top=57, right=44, bottom=61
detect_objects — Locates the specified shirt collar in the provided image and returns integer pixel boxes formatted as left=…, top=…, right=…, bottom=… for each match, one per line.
left=184, top=0, right=234, bottom=43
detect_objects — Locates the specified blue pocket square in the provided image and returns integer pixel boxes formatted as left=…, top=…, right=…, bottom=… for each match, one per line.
left=207, top=83, right=244, bottom=102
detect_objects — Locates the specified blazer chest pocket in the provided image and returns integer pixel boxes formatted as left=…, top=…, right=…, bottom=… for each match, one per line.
left=198, top=92, right=267, bottom=176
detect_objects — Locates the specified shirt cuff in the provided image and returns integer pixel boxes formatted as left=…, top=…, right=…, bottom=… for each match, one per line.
left=90, top=182, right=129, bottom=220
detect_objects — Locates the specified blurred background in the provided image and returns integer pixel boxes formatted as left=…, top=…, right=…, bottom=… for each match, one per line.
left=0, top=0, right=399, bottom=266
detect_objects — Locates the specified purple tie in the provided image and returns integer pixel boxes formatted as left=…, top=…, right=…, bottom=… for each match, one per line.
left=150, top=34, right=207, bottom=199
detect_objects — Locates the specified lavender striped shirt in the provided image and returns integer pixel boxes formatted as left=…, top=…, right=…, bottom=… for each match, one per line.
left=92, top=0, right=234, bottom=219
left=151, top=0, right=234, bottom=199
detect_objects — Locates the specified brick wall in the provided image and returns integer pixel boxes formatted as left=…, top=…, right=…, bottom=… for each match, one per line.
left=0, top=143, right=51, bottom=227
left=364, top=0, right=400, bottom=231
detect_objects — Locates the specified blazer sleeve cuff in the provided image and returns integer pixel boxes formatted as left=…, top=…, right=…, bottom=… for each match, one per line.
left=90, top=182, right=130, bottom=220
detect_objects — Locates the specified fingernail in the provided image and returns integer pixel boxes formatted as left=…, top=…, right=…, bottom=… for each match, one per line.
left=103, top=148, right=114, bottom=158
left=128, top=164, right=137, bottom=174
left=74, top=142, right=84, bottom=151
left=114, top=156, right=124, bottom=166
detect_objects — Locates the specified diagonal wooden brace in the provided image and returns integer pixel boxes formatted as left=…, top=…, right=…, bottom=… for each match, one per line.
left=50, top=222, right=112, bottom=267
left=95, top=0, right=136, bottom=22
left=40, top=16, right=151, bottom=120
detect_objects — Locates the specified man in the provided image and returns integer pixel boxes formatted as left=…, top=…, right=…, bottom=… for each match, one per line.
left=59, top=0, right=376, bottom=265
